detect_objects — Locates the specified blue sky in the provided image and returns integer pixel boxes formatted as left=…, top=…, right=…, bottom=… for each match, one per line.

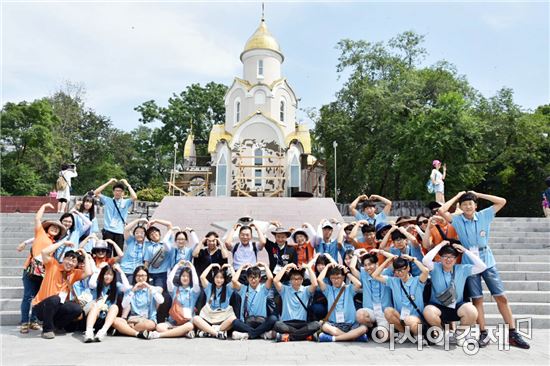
left=2, top=1, right=548, bottom=131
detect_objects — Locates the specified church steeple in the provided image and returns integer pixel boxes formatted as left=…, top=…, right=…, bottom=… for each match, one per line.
left=240, top=12, right=283, bottom=62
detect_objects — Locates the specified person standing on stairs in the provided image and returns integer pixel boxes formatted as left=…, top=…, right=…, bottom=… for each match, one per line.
left=439, top=191, right=530, bottom=349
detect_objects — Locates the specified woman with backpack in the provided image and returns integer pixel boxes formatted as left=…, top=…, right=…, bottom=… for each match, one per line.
left=56, top=163, right=77, bottom=213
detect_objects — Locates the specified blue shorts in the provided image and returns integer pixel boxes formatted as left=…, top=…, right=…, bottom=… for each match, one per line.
left=466, top=266, right=505, bottom=299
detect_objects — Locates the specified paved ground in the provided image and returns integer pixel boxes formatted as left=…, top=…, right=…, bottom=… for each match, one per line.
left=1, top=326, right=549, bottom=365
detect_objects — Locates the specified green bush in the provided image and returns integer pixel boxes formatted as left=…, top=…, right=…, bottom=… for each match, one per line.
left=137, top=187, right=167, bottom=202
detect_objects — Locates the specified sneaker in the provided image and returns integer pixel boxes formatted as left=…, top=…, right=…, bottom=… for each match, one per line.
left=41, top=331, right=55, bottom=339
left=20, top=323, right=29, bottom=334
left=305, top=335, right=314, bottom=342
left=29, top=322, right=42, bottom=331
left=478, top=330, right=490, bottom=348
left=232, top=331, right=249, bottom=341
left=148, top=331, right=161, bottom=340
left=136, top=330, right=149, bottom=339
left=94, top=330, right=107, bottom=342
left=318, top=333, right=334, bottom=342
left=276, top=333, right=290, bottom=343
left=509, top=330, right=530, bottom=349
left=84, top=331, right=94, bottom=343
left=262, top=330, right=276, bottom=340
left=197, top=331, right=207, bottom=338
left=185, top=330, right=195, bottom=339
left=355, top=334, right=369, bottom=342
left=216, top=331, right=227, bottom=340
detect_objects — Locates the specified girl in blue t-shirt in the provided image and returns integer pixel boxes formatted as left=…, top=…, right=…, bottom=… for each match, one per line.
left=83, top=263, right=131, bottom=342
left=112, top=266, right=164, bottom=339
left=193, top=263, right=236, bottom=339
left=148, top=260, right=200, bottom=339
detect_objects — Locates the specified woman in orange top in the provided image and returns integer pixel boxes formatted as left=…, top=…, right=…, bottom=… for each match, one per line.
left=32, top=239, right=93, bottom=339
left=16, top=203, right=67, bottom=334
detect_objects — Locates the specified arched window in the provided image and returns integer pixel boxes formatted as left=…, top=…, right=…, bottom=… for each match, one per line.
left=290, top=154, right=300, bottom=189
left=216, top=154, right=227, bottom=196
left=255, top=91, right=266, bottom=105
left=235, top=101, right=241, bottom=123
left=257, top=59, right=264, bottom=77
left=280, top=100, right=285, bottom=122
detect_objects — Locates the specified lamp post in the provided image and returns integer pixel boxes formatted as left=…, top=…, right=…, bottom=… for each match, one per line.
left=173, top=141, right=179, bottom=173
left=333, top=141, right=338, bottom=203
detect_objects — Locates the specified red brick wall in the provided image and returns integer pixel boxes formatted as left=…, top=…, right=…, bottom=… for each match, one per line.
left=0, top=196, right=58, bottom=213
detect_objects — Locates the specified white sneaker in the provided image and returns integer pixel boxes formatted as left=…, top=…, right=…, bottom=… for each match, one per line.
left=148, top=331, right=161, bottom=340
left=185, top=330, right=195, bottom=339
left=197, top=330, right=207, bottom=338
left=94, top=330, right=107, bottom=342
left=262, top=330, right=275, bottom=340
left=84, top=331, right=94, bottom=343
left=232, top=331, right=249, bottom=340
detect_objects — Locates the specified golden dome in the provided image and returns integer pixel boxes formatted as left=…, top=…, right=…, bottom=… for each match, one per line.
left=240, top=20, right=284, bottom=61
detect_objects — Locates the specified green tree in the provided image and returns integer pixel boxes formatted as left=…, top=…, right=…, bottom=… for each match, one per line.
left=135, top=82, right=227, bottom=156
left=1, top=99, right=62, bottom=195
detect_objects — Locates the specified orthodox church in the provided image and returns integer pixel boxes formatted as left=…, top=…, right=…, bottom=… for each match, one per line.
left=174, top=16, right=325, bottom=198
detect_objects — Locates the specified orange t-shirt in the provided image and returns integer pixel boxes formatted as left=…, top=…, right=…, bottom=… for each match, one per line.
left=32, top=260, right=84, bottom=306
left=23, top=225, right=55, bottom=269
left=94, top=257, right=117, bottom=267
left=295, top=242, right=315, bottom=265
left=423, top=224, right=461, bottom=263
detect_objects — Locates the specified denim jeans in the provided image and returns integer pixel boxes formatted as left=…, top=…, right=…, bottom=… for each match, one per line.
left=33, top=295, right=82, bottom=332
left=20, top=271, right=41, bottom=323
left=232, top=315, right=277, bottom=339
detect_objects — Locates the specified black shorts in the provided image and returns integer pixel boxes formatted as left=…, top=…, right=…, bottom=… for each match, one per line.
left=57, top=198, right=68, bottom=203
left=102, top=229, right=125, bottom=250
left=430, top=302, right=464, bottom=323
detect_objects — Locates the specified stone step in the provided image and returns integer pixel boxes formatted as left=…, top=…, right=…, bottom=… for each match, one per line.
left=499, top=271, right=550, bottom=281
left=493, top=255, right=550, bottom=262
left=489, top=248, right=550, bottom=255
left=0, top=299, right=21, bottom=311
left=484, top=314, right=550, bottom=329
left=496, top=263, right=550, bottom=271
left=0, top=287, right=24, bottom=298
left=483, top=281, right=550, bottom=292
left=491, top=243, right=550, bottom=250
left=488, top=238, right=549, bottom=244
left=482, top=302, right=550, bottom=315
left=491, top=232, right=550, bottom=238
left=483, top=291, right=550, bottom=303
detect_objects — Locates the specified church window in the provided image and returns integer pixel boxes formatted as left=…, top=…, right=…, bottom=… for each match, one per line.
left=280, top=100, right=285, bottom=122
left=216, top=154, right=227, bottom=196
left=235, top=101, right=241, bottom=123
left=258, top=59, right=264, bottom=77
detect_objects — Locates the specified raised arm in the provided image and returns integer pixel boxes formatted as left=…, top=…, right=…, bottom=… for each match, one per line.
left=305, top=263, right=318, bottom=293
left=471, top=191, right=507, bottom=214
left=224, top=224, right=239, bottom=251
left=398, top=226, right=420, bottom=248
left=257, top=261, right=273, bottom=289
left=71, top=209, right=92, bottom=234
left=167, top=262, right=181, bottom=293
left=402, top=254, right=429, bottom=283
left=113, top=263, right=131, bottom=292
left=80, top=249, right=93, bottom=278
left=439, top=191, right=466, bottom=216
left=231, top=264, right=249, bottom=291
left=42, top=241, right=73, bottom=265
left=349, top=220, right=364, bottom=241
left=200, top=263, right=219, bottom=288
left=421, top=242, right=447, bottom=271
left=379, top=226, right=397, bottom=251
left=302, top=223, right=318, bottom=247
left=343, top=264, right=362, bottom=291
left=124, top=218, right=148, bottom=240
left=350, top=194, right=368, bottom=217
left=105, top=239, right=124, bottom=259
left=453, top=244, right=487, bottom=275
left=119, top=179, right=138, bottom=201
left=349, top=254, right=360, bottom=279
left=251, top=223, right=266, bottom=249
left=94, top=178, right=117, bottom=197
left=371, top=252, right=396, bottom=284
left=273, top=263, right=295, bottom=293
left=193, top=238, right=206, bottom=258
left=34, top=203, right=54, bottom=229
left=371, top=194, right=392, bottom=215
left=317, top=262, right=335, bottom=292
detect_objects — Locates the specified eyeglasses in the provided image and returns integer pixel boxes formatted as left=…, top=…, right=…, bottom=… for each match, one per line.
left=135, top=274, right=148, bottom=278
left=420, top=220, right=429, bottom=224
left=61, top=220, right=73, bottom=224
left=441, top=255, right=456, bottom=261
left=394, top=268, right=408, bottom=274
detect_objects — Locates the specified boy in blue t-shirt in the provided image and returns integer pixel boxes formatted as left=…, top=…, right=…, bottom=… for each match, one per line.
left=272, top=263, right=321, bottom=342
left=231, top=262, right=277, bottom=340
left=316, top=263, right=367, bottom=342
left=372, top=252, right=429, bottom=337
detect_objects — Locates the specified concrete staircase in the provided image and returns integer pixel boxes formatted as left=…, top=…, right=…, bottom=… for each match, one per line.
left=1, top=213, right=549, bottom=328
